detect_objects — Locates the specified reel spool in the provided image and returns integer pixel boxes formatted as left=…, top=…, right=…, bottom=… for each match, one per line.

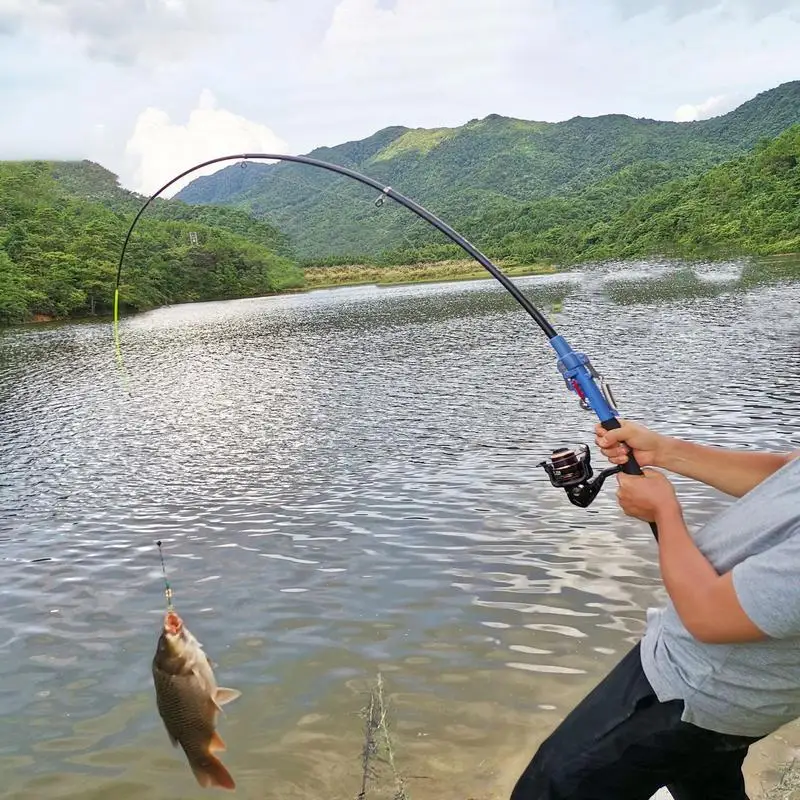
left=538, top=445, right=622, bottom=509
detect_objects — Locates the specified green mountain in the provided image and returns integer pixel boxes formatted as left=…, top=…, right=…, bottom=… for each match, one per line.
left=0, top=160, right=302, bottom=324
left=459, top=123, right=800, bottom=265
left=2, top=81, right=798, bottom=326
left=175, top=80, right=800, bottom=260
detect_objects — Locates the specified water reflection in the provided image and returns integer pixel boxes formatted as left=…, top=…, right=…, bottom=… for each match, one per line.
left=1, top=260, right=799, bottom=799
left=601, top=255, right=800, bottom=306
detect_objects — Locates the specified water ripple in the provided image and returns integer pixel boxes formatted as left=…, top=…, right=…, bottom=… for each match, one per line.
left=1, top=258, right=799, bottom=798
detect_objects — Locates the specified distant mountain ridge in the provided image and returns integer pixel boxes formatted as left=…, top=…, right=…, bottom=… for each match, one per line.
left=174, top=80, right=800, bottom=259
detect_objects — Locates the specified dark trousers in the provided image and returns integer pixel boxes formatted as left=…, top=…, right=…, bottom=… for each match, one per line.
left=510, top=643, right=762, bottom=800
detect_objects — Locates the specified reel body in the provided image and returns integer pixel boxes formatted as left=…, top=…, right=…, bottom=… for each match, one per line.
left=538, top=445, right=621, bottom=509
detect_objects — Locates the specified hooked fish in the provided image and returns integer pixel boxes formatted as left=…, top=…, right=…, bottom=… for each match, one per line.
left=152, top=609, right=241, bottom=790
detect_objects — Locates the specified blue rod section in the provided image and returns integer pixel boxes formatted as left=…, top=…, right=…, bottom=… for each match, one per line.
left=549, top=335, right=617, bottom=422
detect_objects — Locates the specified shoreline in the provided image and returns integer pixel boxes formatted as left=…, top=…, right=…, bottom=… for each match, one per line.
left=6, top=251, right=798, bottom=328
left=5, top=260, right=558, bottom=327
left=299, top=258, right=558, bottom=291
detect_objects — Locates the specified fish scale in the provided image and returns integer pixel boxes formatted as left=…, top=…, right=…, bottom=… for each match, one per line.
left=154, top=671, right=217, bottom=748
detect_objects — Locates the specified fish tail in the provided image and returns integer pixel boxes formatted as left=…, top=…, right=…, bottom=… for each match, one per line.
left=190, top=753, right=236, bottom=791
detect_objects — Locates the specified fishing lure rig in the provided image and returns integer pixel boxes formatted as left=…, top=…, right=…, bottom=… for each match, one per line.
left=115, top=153, right=657, bottom=541
left=156, top=540, right=175, bottom=611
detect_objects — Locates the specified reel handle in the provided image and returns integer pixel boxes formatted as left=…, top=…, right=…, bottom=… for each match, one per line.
left=599, top=417, right=659, bottom=541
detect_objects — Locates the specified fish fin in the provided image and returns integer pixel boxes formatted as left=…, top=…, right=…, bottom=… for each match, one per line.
left=215, top=687, right=242, bottom=707
left=166, top=730, right=180, bottom=748
left=209, top=730, right=227, bottom=752
left=190, top=753, right=236, bottom=791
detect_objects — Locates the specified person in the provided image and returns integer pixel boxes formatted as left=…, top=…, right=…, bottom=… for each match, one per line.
left=509, top=419, right=800, bottom=800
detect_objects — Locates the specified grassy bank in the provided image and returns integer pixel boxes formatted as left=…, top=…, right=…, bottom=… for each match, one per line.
left=300, top=259, right=557, bottom=289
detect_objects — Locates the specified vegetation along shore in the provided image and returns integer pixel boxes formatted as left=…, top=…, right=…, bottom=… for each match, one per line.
left=1, top=80, right=798, bottom=326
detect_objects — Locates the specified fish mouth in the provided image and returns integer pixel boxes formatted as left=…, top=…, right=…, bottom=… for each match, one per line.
left=164, top=611, right=183, bottom=635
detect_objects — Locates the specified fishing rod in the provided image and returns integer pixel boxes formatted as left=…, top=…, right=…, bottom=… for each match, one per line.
left=114, top=153, right=657, bottom=540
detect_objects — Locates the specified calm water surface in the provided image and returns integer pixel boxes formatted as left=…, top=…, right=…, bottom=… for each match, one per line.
left=1, top=258, right=799, bottom=799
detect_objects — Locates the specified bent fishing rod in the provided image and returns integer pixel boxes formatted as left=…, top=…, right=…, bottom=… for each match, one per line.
left=115, top=152, right=657, bottom=541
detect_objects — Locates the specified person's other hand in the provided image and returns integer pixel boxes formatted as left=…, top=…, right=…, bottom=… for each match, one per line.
left=616, top=470, right=680, bottom=524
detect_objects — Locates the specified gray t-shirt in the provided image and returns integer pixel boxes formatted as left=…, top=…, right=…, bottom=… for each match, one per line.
left=640, top=454, right=800, bottom=738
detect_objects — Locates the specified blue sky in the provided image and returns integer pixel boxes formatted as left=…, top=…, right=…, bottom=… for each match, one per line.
left=1, top=0, right=798, bottom=194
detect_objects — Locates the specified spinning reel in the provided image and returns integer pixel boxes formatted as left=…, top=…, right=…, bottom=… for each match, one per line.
left=538, top=444, right=621, bottom=509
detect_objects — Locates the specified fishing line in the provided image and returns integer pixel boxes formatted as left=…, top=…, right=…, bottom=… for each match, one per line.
left=115, top=153, right=657, bottom=540
left=156, top=540, right=174, bottom=611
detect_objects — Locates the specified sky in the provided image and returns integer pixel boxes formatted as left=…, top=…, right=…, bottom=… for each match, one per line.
left=1, top=0, right=799, bottom=196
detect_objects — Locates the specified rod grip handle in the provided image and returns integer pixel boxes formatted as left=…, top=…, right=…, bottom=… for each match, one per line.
left=599, top=417, right=659, bottom=541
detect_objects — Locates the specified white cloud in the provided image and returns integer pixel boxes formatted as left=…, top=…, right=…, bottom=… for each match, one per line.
left=605, top=0, right=799, bottom=22
left=674, top=94, right=732, bottom=122
left=312, top=0, right=551, bottom=91
left=1, top=0, right=799, bottom=184
left=298, top=0, right=800, bottom=144
left=0, top=0, right=221, bottom=65
left=303, top=0, right=556, bottom=134
left=124, top=89, right=289, bottom=195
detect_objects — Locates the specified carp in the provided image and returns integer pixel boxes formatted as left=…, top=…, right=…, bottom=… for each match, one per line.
left=152, top=610, right=241, bottom=790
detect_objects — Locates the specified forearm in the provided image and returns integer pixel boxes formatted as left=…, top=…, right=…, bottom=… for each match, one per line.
left=655, top=505, right=720, bottom=635
left=657, top=437, right=792, bottom=498
left=654, top=503, right=767, bottom=644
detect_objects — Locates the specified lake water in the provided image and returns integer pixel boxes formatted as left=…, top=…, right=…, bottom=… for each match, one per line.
left=1, top=257, right=799, bottom=800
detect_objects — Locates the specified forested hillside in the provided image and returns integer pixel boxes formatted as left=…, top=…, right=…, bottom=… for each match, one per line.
left=454, top=124, right=800, bottom=264
left=583, top=124, right=800, bottom=260
left=0, top=161, right=302, bottom=324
